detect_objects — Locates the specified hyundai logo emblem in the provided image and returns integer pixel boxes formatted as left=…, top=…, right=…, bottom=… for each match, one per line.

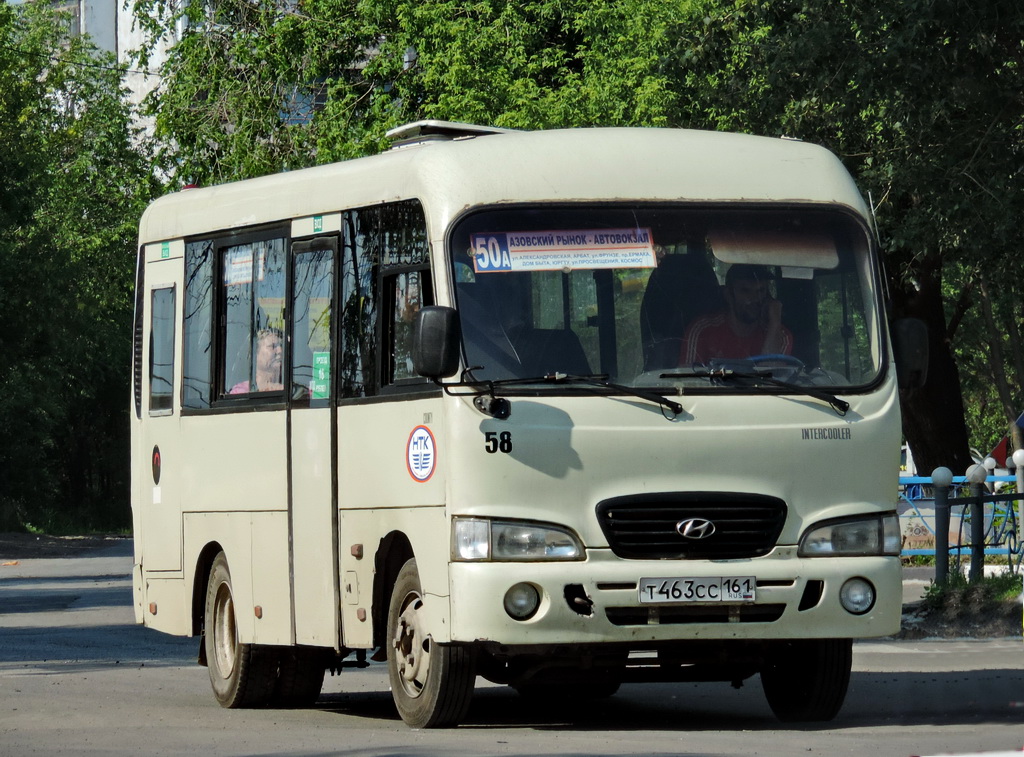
left=677, top=518, right=716, bottom=540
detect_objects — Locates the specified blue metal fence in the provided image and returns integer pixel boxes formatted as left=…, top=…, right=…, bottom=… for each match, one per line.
left=898, top=474, right=1022, bottom=575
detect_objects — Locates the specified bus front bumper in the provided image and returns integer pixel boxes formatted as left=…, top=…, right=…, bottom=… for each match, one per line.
left=447, top=547, right=901, bottom=647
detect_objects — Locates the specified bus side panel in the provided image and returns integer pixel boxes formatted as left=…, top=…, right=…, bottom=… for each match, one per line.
left=290, top=407, right=338, bottom=648
left=249, top=510, right=293, bottom=645
left=177, top=511, right=293, bottom=645
left=140, top=575, right=190, bottom=636
left=180, top=414, right=288, bottom=515
left=138, top=247, right=186, bottom=574
left=336, top=399, right=447, bottom=514
left=183, top=511, right=255, bottom=642
left=339, top=505, right=449, bottom=649
left=335, top=396, right=448, bottom=647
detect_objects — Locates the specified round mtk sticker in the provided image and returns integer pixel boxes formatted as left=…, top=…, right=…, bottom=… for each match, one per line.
left=406, top=425, right=437, bottom=482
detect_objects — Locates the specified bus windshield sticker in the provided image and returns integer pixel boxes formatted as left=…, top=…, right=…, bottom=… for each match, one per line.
left=471, top=229, right=656, bottom=273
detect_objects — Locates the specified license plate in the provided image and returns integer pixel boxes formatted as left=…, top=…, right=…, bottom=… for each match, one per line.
left=638, top=576, right=756, bottom=604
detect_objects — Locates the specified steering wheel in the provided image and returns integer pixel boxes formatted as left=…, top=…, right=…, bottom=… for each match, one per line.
left=748, top=353, right=805, bottom=381
left=748, top=354, right=805, bottom=369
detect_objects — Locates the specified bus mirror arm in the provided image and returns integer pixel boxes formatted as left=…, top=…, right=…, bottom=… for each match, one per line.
left=472, top=394, right=511, bottom=420
left=440, top=370, right=512, bottom=419
left=413, top=306, right=511, bottom=418
left=413, top=306, right=462, bottom=380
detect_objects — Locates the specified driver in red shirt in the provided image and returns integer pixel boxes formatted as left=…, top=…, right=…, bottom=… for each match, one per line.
left=680, top=264, right=792, bottom=365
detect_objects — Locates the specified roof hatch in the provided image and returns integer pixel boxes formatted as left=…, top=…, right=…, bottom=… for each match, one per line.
left=386, top=120, right=517, bottom=149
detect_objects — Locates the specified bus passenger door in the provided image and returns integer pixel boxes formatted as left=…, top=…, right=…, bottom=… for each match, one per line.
left=140, top=242, right=184, bottom=572
left=288, top=234, right=340, bottom=648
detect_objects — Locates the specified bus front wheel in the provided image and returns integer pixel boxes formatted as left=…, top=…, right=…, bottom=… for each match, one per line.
left=386, top=558, right=476, bottom=727
left=760, top=638, right=852, bottom=722
left=204, top=552, right=277, bottom=708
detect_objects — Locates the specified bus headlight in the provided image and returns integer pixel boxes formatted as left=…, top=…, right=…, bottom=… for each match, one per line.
left=452, top=518, right=584, bottom=561
left=798, top=513, right=900, bottom=557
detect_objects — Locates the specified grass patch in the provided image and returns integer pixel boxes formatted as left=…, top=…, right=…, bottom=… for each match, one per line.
left=901, top=554, right=936, bottom=567
left=923, top=570, right=1023, bottom=615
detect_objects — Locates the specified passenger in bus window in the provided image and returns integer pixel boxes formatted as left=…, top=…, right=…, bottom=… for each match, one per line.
left=680, top=264, right=792, bottom=365
left=230, top=328, right=284, bottom=393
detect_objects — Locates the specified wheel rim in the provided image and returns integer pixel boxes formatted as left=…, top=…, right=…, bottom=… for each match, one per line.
left=212, top=581, right=236, bottom=678
left=391, top=590, right=430, bottom=699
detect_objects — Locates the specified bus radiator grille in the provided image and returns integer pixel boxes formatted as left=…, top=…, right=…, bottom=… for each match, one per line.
left=595, top=492, right=787, bottom=560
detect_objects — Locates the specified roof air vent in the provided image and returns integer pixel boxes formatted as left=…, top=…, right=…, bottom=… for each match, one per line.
left=386, top=120, right=517, bottom=149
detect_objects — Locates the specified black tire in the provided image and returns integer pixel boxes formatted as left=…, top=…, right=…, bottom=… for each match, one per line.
left=387, top=558, right=476, bottom=728
left=271, top=647, right=326, bottom=708
left=760, top=638, right=852, bottom=722
left=204, top=552, right=277, bottom=708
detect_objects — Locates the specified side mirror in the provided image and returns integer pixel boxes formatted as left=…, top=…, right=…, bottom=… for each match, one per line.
left=413, top=306, right=461, bottom=379
left=892, top=317, right=928, bottom=390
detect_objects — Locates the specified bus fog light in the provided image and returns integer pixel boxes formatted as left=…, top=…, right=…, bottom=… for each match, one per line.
left=503, top=583, right=541, bottom=620
left=839, top=577, right=875, bottom=614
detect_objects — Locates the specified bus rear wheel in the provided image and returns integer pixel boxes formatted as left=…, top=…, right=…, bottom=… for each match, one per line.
left=204, top=552, right=277, bottom=708
left=271, top=647, right=326, bottom=708
left=386, top=558, right=476, bottom=728
left=760, top=638, right=852, bottom=722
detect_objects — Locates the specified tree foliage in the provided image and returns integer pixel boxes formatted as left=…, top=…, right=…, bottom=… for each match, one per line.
left=0, top=3, right=158, bottom=531
left=133, top=0, right=682, bottom=183
left=132, top=0, right=1023, bottom=472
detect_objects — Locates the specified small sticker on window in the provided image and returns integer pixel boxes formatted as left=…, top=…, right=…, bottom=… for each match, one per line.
left=311, top=352, right=330, bottom=399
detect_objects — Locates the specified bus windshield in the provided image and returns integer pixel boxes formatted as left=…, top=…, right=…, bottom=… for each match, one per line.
left=449, top=205, right=882, bottom=391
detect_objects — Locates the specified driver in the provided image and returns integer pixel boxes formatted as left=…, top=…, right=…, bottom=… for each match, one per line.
left=680, top=264, right=792, bottom=365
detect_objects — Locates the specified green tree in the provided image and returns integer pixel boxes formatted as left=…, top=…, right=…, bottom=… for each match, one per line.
left=946, top=263, right=1024, bottom=457
left=132, top=0, right=681, bottom=184
left=0, top=3, right=158, bottom=531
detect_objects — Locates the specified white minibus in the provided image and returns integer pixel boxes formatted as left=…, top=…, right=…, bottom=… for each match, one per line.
left=132, top=121, right=923, bottom=727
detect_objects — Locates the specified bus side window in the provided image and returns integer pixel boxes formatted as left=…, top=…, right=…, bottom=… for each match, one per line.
left=387, top=269, right=432, bottom=384
left=183, top=240, right=214, bottom=409
left=340, top=199, right=430, bottom=397
left=220, top=237, right=287, bottom=396
left=149, top=286, right=176, bottom=414
left=340, top=212, right=379, bottom=398
left=291, top=245, right=335, bottom=404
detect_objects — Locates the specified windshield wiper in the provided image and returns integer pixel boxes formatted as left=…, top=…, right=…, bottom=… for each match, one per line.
left=439, top=368, right=683, bottom=418
left=661, top=367, right=849, bottom=416
left=491, top=372, right=684, bottom=417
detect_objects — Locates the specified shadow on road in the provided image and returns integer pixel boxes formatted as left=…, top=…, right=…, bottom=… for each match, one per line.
left=313, top=665, right=1024, bottom=732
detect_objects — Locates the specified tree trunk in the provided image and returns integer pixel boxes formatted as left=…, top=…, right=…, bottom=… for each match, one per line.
left=978, top=276, right=1017, bottom=422
left=891, top=254, right=973, bottom=476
